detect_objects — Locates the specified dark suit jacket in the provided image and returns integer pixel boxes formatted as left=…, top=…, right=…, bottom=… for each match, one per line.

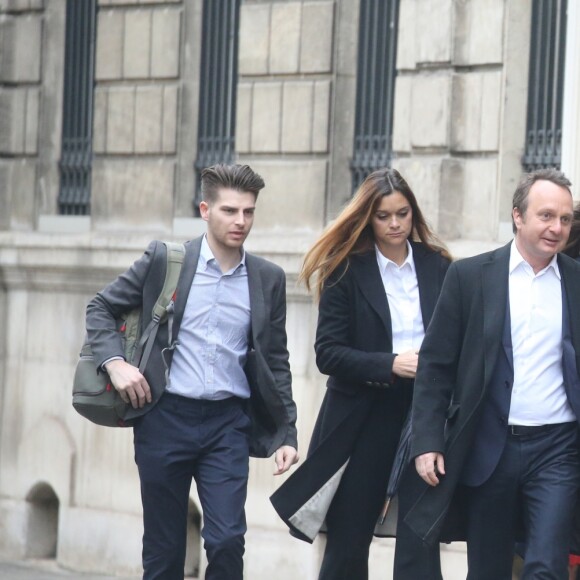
left=86, top=236, right=297, bottom=458
left=405, top=242, right=580, bottom=546
left=270, top=242, right=450, bottom=542
left=314, top=241, right=451, bottom=397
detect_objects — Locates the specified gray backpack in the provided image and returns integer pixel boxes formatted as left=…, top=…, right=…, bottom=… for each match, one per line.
left=72, top=241, right=185, bottom=427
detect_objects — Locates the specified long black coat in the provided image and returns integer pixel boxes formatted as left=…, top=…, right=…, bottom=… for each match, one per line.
left=271, top=242, right=450, bottom=541
left=405, top=243, right=580, bottom=546
left=86, top=236, right=297, bottom=458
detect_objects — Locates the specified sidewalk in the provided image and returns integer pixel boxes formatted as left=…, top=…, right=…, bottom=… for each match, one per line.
left=0, top=560, right=140, bottom=579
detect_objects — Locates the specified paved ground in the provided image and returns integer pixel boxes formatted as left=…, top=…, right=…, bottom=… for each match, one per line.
left=0, top=560, right=140, bottom=579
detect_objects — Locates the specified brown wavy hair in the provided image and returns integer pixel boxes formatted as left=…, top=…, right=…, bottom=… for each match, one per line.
left=300, top=168, right=450, bottom=298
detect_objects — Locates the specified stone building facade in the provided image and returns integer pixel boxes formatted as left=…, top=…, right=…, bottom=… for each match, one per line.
left=0, top=0, right=579, bottom=578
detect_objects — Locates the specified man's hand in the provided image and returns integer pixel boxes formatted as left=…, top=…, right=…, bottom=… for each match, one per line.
left=415, top=452, right=445, bottom=486
left=393, top=349, right=419, bottom=378
left=105, top=359, right=152, bottom=409
left=273, top=445, right=299, bottom=475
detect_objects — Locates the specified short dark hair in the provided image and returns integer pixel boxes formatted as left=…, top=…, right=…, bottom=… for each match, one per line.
left=512, top=168, right=572, bottom=233
left=200, top=164, right=265, bottom=204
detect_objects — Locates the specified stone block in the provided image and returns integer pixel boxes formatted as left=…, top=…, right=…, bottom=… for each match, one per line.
left=312, top=80, right=330, bottom=152
left=454, top=0, right=504, bottom=66
left=151, top=7, right=181, bottom=78
left=460, top=158, right=499, bottom=240
left=0, top=87, right=39, bottom=154
left=91, top=159, right=175, bottom=231
left=439, top=158, right=465, bottom=239
left=410, top=74, right=451, bottom=148
left=396, top=0, right=416, bottom=70
left=416, top=0, right=452, bottom=65
left=95, top=9, right=124, bottom=81
left=92, top=87, right=107, bottom=154
left=250, top=82, right=282, bottom=153
left=0, top=159, right=36, bottom=230
left=161, top=84, right=178, bottom=153
left=106, top=87, right=135, bottom=153
left=24, top=85, right=38, bottom=153
left=0, top=0, right=44, bottom=13
left=300, top=2, right=334, bottom=73
left=249, top=159, right=327, bottom=230
left=392, top=75, right=412, bottom=153
left=281, top=81, right=313, bottom=153
left=269, top=2, right=301, bottom=74
left=392, top=157, right=442, bottom=232
left=0, top=14, right=42, bottom=82
left=123, top=9, right=152, bottom=78
left=134, top=86, right=163, bottom=153
left=235, top=82, right=252, bottom=153
left=239, top=4, right=270, bottom=75
left=451, top=71, right=501, bottom=152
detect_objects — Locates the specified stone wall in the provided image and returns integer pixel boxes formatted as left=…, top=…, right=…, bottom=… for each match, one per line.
left=0, top=0, right=578, bottom=578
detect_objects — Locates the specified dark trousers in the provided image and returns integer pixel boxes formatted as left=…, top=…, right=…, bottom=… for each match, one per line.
left=466, top=422, right=580, bottom=580
left=393, top=466, right=443, bottom=580
left=318, top=385, right=412, bottom=580
left=134, top=392, right=251, bottom=580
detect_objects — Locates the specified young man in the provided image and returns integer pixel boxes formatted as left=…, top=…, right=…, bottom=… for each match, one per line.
left=86, top=164, right=298, bottom=580
left=394, top=168, right=580, bottom=579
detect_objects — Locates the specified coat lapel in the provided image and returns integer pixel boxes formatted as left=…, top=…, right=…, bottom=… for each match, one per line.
left=172, top=236, right=202, bottom=340
left=412, top=242, right=440, bottom=329
left=351, top=252, right=392, bottom=337
left=481, top=243, right=511, bottom=388
left=245, top=253, right=266, bottom=347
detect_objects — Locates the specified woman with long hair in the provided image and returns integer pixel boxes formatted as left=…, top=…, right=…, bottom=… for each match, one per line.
left=271, top=168, right=451, bottom=579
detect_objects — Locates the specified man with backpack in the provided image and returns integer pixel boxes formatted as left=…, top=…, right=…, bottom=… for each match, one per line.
left=85, top=163, right=298, bottom=580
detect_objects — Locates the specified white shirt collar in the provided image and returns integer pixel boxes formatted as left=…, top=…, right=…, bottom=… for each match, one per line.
left=200, top=235, right=246, bottom=270
left=375, top=240, right=415, bottom=273
left=509, top=239, right=560, bottom=280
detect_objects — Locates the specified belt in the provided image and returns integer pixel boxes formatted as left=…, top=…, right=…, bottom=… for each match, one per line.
left=508, top=422, right=575, bottom=437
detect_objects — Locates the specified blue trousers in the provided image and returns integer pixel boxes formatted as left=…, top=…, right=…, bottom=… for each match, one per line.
left=134, top=393, right=250, bottom=580
left=466, top=422, right=580, bottom=580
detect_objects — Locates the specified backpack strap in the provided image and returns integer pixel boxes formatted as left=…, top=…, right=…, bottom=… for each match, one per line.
left=136, top=241, right=185, bottom=373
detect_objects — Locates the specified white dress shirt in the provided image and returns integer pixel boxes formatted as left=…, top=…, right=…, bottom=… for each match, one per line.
left=375, top=241, right=424, bottom=353
left=508, top=241, right=575, bottom=425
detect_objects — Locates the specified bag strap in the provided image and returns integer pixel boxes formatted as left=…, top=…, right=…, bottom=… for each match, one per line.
left=136, top=241, right=185, bottom=373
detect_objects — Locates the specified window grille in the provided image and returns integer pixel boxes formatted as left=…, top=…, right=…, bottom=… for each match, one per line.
left=58, top=0, right=97, bottom=216
left=522, top=0, right=567, bottom=171
left=351, top=0, right=399, bottom=193
left=193, top=0, right=240, bottom=214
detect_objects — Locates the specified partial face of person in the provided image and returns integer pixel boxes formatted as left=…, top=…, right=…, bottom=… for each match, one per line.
left=371, top=191, right=413, bottom=258
left=513, top=179, right=573, bottom=271
left=199, top=187, right=256, bottom=251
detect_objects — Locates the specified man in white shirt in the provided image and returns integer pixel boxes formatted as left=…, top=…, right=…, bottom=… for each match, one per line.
left=394, top=168, right=580, bottom=580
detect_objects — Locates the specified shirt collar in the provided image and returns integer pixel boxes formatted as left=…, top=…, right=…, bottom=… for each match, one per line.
left=509, top=239, right=560, bottom=279
left=375, top=240, right=415, bottom=273
left=200, top=235, right=246, bottom=271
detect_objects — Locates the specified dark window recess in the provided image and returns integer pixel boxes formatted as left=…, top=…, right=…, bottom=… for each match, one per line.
left=58, top=0, right=97, bottom=216
left=193, top=0, right=241, bottom=215
left=351, top=0, right=399, bottom=194
left=523, top=0, right=567, bottom=172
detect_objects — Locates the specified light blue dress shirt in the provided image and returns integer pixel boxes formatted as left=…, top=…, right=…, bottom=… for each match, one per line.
left=167, top=236, right=251, bottom=400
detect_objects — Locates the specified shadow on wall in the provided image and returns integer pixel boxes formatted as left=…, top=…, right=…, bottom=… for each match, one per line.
left=25, top=482, right=59, bottom=559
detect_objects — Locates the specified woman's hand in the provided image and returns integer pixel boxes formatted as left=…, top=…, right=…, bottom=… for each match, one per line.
left=392, top=349, right=419, bottom=378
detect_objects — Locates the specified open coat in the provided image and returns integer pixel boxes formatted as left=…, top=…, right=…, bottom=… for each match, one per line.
left=271, top=241, right=450, bottom=541
left=86, top=236, right=297, bottom=458
left=404, top=243, right=580, bottom=546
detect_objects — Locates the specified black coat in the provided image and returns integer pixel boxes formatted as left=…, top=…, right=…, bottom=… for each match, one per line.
left=271, top=242, right=450, bottom=541
left=405, top=243, right=580, bottom=546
